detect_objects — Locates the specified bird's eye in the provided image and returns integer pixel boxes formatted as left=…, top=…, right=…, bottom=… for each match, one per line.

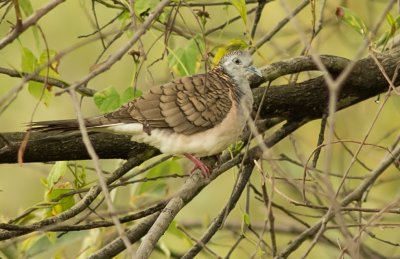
left=233, top=58, right=242, bottom=65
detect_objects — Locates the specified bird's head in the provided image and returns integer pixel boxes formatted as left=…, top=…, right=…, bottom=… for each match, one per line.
left=219, top=51, right=262, bottom=79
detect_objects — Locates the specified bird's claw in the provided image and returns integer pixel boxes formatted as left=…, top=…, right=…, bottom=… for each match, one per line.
left=184, top=154, right=212, bottom=178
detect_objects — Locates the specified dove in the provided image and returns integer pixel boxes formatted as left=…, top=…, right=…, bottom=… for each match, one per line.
left=31, top=50, right=262, bottom=176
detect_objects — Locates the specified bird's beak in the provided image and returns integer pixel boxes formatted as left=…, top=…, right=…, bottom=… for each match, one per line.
left=246, top=66, right=263, bottom=77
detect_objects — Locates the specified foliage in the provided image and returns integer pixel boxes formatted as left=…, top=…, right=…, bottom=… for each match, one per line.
left=94, top=86, right=142, bottom=113
left=168, top=34, right=205, bottom=76
left=230, top=0, right=248, bottom=25
left=0, top=0, right=399, bottom=258
left=337, top=6, right=400, bottom=50
left=20, top=48, right=59, bottom=106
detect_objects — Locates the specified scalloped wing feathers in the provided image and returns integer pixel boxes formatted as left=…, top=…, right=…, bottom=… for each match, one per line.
left=105, top=71, right=234, bottom=135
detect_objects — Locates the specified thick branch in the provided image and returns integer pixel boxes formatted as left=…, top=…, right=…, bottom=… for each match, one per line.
left=0, top=48, right=399, bottom=164
left=0, top=132, right=155, bottom=163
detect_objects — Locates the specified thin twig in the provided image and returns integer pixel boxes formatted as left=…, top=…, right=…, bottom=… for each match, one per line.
left=56, top=0, right=172, bottom=95
left=181, top=163, right=255, bottom=259
left=0, top=0, right=65, bottom=50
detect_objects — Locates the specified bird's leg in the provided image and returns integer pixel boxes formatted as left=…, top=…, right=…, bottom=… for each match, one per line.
left=184, top=154, right=211, bottom=177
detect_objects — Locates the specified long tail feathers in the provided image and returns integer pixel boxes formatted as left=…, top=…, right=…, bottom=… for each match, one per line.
left=29, top=116, right=123, bottom=132
left=30, top=119, right=81, bottom=132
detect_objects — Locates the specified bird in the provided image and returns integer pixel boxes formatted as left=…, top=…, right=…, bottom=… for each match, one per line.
left=31, top=50, right=262, bottom=177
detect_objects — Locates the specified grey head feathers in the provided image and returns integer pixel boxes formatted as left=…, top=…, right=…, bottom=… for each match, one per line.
left=218, top=50, right=261, bottom=79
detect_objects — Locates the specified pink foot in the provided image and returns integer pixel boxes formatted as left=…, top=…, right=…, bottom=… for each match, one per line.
left=184, top=154, right=211, bottom=178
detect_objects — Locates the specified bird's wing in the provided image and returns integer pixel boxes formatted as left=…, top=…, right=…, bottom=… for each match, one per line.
left=105, top=72, right=234, bottom=135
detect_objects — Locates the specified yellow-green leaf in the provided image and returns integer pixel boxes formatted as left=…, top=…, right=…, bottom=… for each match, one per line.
left=230, top=0, right=247, bottom=25
left=21, top=48, right=56, bottom=106
left=136, top=159, right=181, bottom=195
left=121, top=87, right=142, bottom=104
left=395, top=15, right=400, bottom=28
left=21, top=47, right=37, bottom=72
left=168, top=34, right=204, bottom=76
left=28, top=82, right=54, bottom=107
left=45, top=232, right=57, bottom=245
left=376, top=14, right=400, bottom=49
left=241, top=212, right=251, bottom=233
left=19, top=0, right=34, bottom=16
left=166, top=220, right=193, bottom=246
left=45, top=184, right=75, bottom=216
left=243, top=212, right=251, bottom=226
left=158, top=241, right=171, bottom=257
left=21, top=235, right=41, bottom=254
left=376, top=31, right=391, bottom=49
left=336, top=7, right=367, bottom=36
left=19, top=0, right=40, bottom=47
left=47, top=161, right=68, bottom=190
left=94, top=86, right=121, bottom=113
left=38, top=49, right=60, bottom=78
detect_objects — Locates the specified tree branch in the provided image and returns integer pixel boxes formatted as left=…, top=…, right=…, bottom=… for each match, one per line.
left=1, top=48, right=399, bottom=164
left=0, top=0, right=65, bottom=50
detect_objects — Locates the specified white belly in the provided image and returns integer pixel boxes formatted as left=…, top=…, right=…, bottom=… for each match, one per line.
left=104, top=102, right=250, bottom=157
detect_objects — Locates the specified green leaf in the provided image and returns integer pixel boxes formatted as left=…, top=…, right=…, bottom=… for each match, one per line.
left=94, top=86, right=143, bottom=113
left=45, top=232, right=57, bottom=245
left=21, top=47, right=37, bottom=72
left=168, top=35, right=204, bottom=76
left=375, top=14, right=400, bottom=49
left=166, top=220, right=192, bottom=246
left=243, top=212, right=251, bottom=226
left=135, top=0, right=168, bottom=22
left=19, top=0, right=34, bottom=16
left=241, top=212, right=251, bottom=233
left=22, top=232, right=86, bottom=258
left=227, top=140, right=244, bottom=158
left=21, top=48, right=55, bottom=106
left=395, top=15, right=400, bottom=29
left=386, top=13, right=395, bottom=27
left=21, top=236, right=42, bottom=255
left=257, top=247, right=266, bottom=257
left=118, top=11, right=133, bottom=37
left=121, top=87, right=142, bottom=104
left=136, top=159, right=182, bottom=195
left=118, top=10, right=130, bottom=26
left=136, top=182, right=168, bottom=198
left=19, top=0, right=40, bottom=47
left=135, top=0, right=159, bottom=17
left=230, top=0, right=247, bottom=25
left=375, top=31, right=391, bottom=49
left=46, top=187, right=75, bottom=215
left=158, top=241, right=171, bottom=257
left=94, top=86, right=121, bottom=113
left=38, top=49, right=60, bottom=78
left=47, top=161, right=68, bottom=190
left=166, top=221, right=184, bottom=239
left=336, top=7, right=367, bottom=36
left=28, top=82, right=54, bottom=106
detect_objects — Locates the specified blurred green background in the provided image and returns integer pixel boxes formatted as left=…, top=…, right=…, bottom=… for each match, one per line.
left=0, top=0, right=399, bottom=258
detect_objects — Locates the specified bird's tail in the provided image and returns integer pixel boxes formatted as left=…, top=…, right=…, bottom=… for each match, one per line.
left=29, top=116, right=123, bottom=132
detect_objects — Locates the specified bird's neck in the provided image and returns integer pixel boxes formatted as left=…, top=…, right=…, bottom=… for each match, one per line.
left=210, top=66, right=247, bottom=105
left=210, top=65, right=232, bottom=81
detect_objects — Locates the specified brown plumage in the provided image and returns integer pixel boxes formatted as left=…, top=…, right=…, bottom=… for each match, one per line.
left=32, top=61, right=243, bottom=136
left=31, top=51, right=262, bottom=176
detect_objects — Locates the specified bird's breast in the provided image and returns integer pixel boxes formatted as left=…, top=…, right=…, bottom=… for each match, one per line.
left=131, top=103, right=247, bottom=157
left=104, top=87, right=254, bottom=157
